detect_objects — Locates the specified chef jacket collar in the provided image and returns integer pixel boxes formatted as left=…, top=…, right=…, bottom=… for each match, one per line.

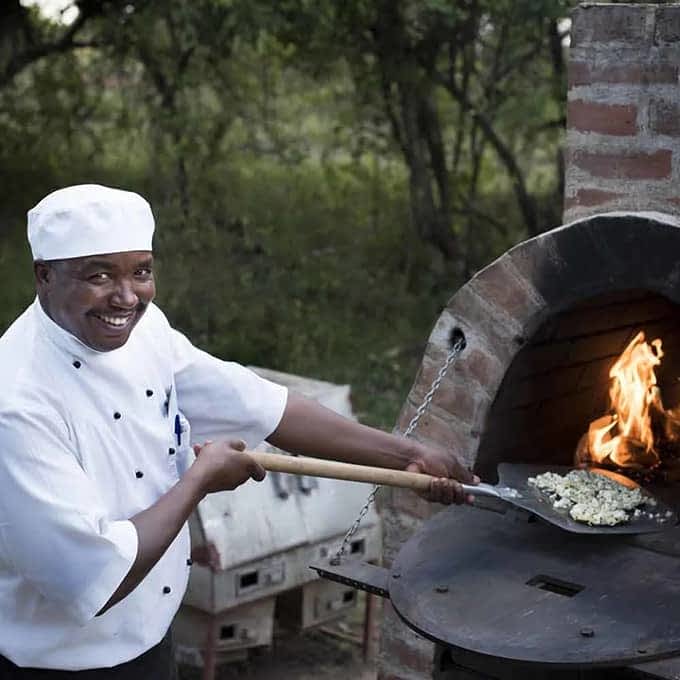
left=34, top=297, right=119, bottom=364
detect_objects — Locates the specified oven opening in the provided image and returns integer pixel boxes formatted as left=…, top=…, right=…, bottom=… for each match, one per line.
left=475, top=290, right=680, bottom=484
left=526, top=574, right=584, bottom=597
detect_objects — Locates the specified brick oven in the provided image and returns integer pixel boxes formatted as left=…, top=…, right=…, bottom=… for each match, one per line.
left=368, top=4, right=680, bottom=680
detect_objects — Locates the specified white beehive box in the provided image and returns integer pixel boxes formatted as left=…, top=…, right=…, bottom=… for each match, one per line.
left=175, top=368, right=382, bottom=667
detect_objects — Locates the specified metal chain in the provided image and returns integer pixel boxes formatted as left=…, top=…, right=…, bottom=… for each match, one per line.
left=330, top=333, right=466, bottom=565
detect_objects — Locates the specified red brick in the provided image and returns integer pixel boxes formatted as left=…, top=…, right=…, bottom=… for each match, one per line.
left=463, top=348, right=503, bottom=391
left=446, top=288, right=519, bottom=365
left=410, top=361, right=487, bottom=427
left=410, top=410, right=470, bottom=459
left=655, top=6, right=680, bottom=44
left=569, top=62, right=679, bottom=87
left=432, top=382, right=488, bottom=430
left=553, top=295, right=674, bottom=338
left=468, top=258, right=542, bottom=327
left=410, top=355, right=449, bottom=401
left=649, top=100, right=680, bottom=137
left=423, top=343, right=503, bottom=397
left=572, top=5, right=647, bottom=46
left=507, top=363, right=586, bottom=409
left=568, top=100, right=637, bottom=136
left=572, top=149, right=672, bottom=180
left=564, top=188, right=623, bottom=210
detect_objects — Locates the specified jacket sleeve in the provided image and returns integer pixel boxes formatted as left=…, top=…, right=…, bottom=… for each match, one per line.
left=0, top=406, right=138, bottom=625
left=169, top=327, right=288, bottom=448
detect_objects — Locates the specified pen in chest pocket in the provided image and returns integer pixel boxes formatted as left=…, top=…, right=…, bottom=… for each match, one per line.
left=174, top=414, right=182, bottom=446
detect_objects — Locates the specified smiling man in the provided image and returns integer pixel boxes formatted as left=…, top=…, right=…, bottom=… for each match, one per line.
left=36, top=252, right=155, bottom=351
left=0, top=184, right=476, bottom=678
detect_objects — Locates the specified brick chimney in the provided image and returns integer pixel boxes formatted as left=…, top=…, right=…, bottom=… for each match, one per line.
left=565, top=3, right=680, bottom=222
left=376, top=4, right=680, bottom=680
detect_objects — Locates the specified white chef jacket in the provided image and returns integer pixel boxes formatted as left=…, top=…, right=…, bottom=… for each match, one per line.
left=0, top=298, right=287, bottom=670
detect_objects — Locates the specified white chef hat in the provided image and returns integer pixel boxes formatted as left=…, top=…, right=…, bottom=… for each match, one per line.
left=27, top=184, right=155, bottom=261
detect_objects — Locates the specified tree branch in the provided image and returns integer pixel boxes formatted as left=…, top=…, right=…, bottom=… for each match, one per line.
left=0, top=4, right=94, bottom=89
left=429, top=66, right=539, bottom=237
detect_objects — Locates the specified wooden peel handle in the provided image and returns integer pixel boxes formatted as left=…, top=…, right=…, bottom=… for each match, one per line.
left=247, top=451, right=434, bottom=492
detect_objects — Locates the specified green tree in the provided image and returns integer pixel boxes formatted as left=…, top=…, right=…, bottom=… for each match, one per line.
left=273, top=0, right=571, bottom=272
left=0, top=0, right=575, bottom=427
left=0, top=0, right=137, bottom=89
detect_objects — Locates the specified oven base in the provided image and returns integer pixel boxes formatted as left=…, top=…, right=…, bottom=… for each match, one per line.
left=390, top=505, right=680, bottom=668
left=434, top=646, right=680, bottom=679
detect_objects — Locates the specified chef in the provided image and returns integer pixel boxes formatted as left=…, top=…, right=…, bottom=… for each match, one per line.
left=0, top=184, right=476, bottom=678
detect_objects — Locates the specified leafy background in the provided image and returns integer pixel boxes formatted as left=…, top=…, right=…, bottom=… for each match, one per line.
left=0, top=0, right=593, bottom=427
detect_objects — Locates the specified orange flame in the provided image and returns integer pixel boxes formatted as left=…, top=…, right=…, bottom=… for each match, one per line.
left=580, top=331, right=664, bottom=469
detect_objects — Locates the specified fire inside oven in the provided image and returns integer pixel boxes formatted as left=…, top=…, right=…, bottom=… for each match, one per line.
left=475, top=290, right=680, bottom=489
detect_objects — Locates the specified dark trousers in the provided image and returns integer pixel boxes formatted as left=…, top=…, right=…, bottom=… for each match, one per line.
left=0, top=633, right=177, bottom=680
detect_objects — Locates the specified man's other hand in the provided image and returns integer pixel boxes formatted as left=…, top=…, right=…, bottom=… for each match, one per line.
left=406, top=443, right=479, bottom=505
left=192, top=439, right=266, bottom=495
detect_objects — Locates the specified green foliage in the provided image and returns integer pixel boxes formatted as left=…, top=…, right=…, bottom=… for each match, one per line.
left=0, top=0, right=570, bottom=429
